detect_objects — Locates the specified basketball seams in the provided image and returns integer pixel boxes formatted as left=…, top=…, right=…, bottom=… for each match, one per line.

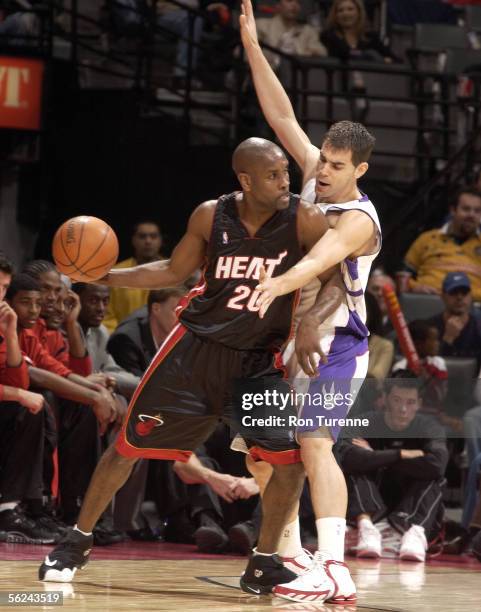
left=75, top=226, right=112, bottom=271
left=52, top=216, right=118, bottom=282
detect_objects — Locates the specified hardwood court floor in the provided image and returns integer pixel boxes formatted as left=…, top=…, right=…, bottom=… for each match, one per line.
left=0, top=542, right=480, bottom=612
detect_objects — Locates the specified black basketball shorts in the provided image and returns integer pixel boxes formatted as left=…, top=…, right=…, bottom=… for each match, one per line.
left=115, top=324, right=300, bottom=464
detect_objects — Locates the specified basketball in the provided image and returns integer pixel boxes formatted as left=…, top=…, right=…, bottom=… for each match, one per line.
left=52, top=216, right=119, bottom=282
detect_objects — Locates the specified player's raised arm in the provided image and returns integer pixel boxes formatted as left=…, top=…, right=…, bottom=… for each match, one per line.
left=256, top=209, right=374, bottom=317
left=239, top=0, right=318, bottom=175
left=100, top=202, right=215, bottom=289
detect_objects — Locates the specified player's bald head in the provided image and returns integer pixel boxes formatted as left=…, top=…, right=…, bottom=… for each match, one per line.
left=232, top=137, right=286, bottom=175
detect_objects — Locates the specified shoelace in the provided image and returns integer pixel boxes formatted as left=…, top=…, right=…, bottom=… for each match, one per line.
left=297, top=550, right=330, bottom=577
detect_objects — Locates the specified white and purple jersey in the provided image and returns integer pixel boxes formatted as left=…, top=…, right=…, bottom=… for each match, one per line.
left=284, top=178, right=382, bottom=441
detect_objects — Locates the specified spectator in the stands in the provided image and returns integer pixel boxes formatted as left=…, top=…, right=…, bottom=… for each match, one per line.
left=403, top=186, right=481, bottom=300
left=108, top=287, right=186, bottom=375
left=321, top=0, right=399, bottom=63
left=427, top=272, right=481, bottom=365
left=393, top=319, right=448, bottom=420
left=0, top=255, right=57, bottom=544
left=103, top=220, right=165, bottom=333
left=255, top=0, right=326, bottom=69
left=337, top=370, right=448, bottom=562
left=367, top=268, right=395, bottom=335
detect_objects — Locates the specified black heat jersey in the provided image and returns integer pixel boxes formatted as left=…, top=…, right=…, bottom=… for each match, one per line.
left=179, top=191, right=304, bottom=351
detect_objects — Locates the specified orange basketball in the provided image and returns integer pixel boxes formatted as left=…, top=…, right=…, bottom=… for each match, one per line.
left=52, top=216, right=119, bottom=282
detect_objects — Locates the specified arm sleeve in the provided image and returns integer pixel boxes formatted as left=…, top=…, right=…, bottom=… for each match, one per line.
left=394, top=438, right=449, bottom=480
left=338, top=442, right=401, bottom=474
left=29, top=337, right=72, bottom=378
left=69, top=355, right=93, bottom=377
left=0, top=359, right=29, bottom=389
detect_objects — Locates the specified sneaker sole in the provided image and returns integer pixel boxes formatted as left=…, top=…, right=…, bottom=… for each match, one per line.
left=399, top=553, right=425, bottom=562
left=5, top=532, right=55, bottom=545
left=239, top=578, right=273, bottom=596
left=39, top=560, right=89, bottom=583
left=273, top=584, right=332, bottom=602
left=356, top=548, right=381, bottom=559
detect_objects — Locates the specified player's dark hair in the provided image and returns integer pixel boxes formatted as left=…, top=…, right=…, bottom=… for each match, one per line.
left=384, top=370, right=420, bottom=395
left=148, top=287, right=187, bottom=313
left=6, top=273, right=41, bottom=300
left=322, top=121, right=375, bottom=166
left=0, top=252, right=14, bottom=276
left=22, top=259, right=57, bottom=280
left=408, top=319, right=435, bottom=344
left=452, top=185, right=481, bottom=208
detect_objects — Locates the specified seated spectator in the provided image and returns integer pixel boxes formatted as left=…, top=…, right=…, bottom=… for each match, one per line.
left=0, top=256, right=57, bottom=544
left=321, top=0, right=399, bottom=63
left=103, top=220, right=165, bottom=333
left=367, top=268, right=395, bottom=335
left=72, top=283, right=139, bottom=400
left=337, top=370, right=448, bottom=562
left=427, top=272, right=481, bottom=365
left=107, top=287, right=187, bottom=375
left=393, top=319, right=448, bottom=420
left=403, top=187, right=481, bottom=300
left=256, top=0, right=326, bottom=69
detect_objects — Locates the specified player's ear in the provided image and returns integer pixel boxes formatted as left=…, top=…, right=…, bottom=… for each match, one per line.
left=238, top=172, right=251, bottom=192
left=354, top=162, right=368, bottom=180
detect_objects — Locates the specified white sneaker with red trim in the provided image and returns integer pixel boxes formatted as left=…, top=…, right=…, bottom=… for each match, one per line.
left=324, top=558, right=357, bottom=604
left=281, top=549, right=313, bottom=575
left=356, top=522, right=382, bottom=559
left=272, top=551, right=335, bottom=603
left=399, top=525, right=427, bottom=562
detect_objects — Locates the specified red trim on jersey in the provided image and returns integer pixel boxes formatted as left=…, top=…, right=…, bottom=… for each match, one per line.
left=175, top=269, right=208, bottom=319
left=115, top=323, right=188, bottom=459
left=248, top=446, right=301, bottom=464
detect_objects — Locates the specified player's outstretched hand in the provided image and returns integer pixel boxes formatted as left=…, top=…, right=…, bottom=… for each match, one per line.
left=240, top=0, right=259, bottom=50
left=295, top=314, right=327, bottom=377
left=255, top=265, right=285, bottom=318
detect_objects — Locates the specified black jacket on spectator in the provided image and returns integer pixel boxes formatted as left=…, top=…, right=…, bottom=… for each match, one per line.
left=320, top=29, right=400, bottom=63
left=428, top=313, right=481, bottom=366
left=337, top=411, right=448, bottom=481
left=107, top=312, right=156, bottom=377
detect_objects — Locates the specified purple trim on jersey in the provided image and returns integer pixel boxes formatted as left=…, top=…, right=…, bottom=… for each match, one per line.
left=347, top=288, right=364, bottom=297
left=298, top=334, right=368, bottom=441
left=340, top=309, right=369, bottom=339
left=359, top=193, right=369, bottom=202
left=344, top=258, right=359, bottom=281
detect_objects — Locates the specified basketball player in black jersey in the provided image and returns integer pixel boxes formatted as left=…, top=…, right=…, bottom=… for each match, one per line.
left=39, top=137, right=344, bottom=593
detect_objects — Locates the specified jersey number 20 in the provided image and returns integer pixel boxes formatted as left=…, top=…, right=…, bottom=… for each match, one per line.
left=227, top=285, right=261, bottom=312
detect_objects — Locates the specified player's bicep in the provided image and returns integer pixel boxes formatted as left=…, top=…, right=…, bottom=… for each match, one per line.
left=168, top=201, right=214, bottom=280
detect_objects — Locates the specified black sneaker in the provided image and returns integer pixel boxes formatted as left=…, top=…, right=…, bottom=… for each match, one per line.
left=228, top=520, right=258, bottom=555
left=240, top=553, right=298, bottom=595
left=39, top=528, right=93, bottom=582
left=0, top=508, right=56, bottom=544
left=194, top=514, right=228, bottom=553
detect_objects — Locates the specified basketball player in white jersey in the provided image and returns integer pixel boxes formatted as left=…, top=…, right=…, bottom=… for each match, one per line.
left=239, top=0, right=382, bottom=603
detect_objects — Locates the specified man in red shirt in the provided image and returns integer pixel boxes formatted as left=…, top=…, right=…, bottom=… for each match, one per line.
left=0, top=255, right=57, bottom=544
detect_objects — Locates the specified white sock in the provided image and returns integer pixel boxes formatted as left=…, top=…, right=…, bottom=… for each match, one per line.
left=253, top=547, right=277, bottom=557
left=316, top=517, right=346, bottom=562
left=358, top=517, right=374, bottom=530
left=74, top=524, right=92, bottom=537
left=0, top=502, right=19, bottom=512
left=277, top=518, right=303, bottom=558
